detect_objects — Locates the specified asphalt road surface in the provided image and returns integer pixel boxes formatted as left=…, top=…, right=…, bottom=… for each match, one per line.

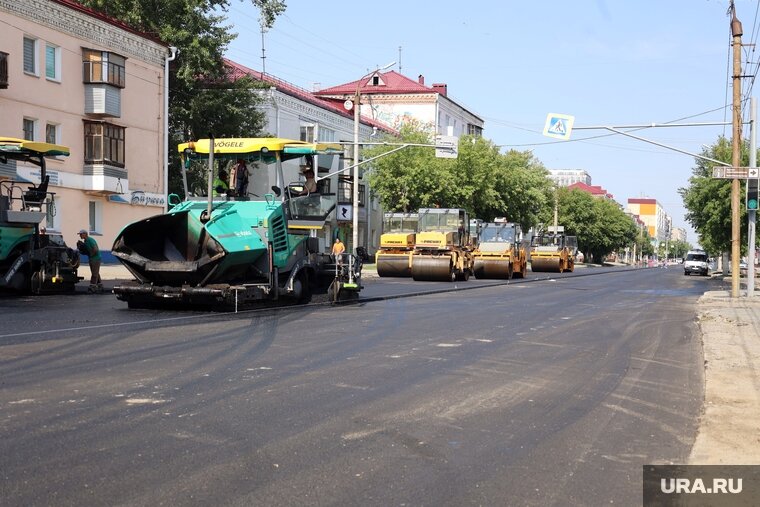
left=0, top=267, right=716, bottom=506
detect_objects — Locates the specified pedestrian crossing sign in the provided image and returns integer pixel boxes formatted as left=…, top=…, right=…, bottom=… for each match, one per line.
left=543, top=113, right=575, bottom=140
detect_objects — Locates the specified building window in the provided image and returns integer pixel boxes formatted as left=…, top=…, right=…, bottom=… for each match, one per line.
left=319, top=127, right=336, bottom=142
left=337, top=177, right=352, bottom=204
left=84, top=121, right=125, bottom=166
left=45, top=196, right=58, bottom=231
left=467, top=124, right=483, bottom=137
left=0, top=51, right=8, bottom=89
left=23, top=118, right=36, bottom=141
left=23, top=37, right=37, bottom=75
left=316, top=178, right=331, bottom=195
left=88, top=201, right=97, bottom=233
left=82, top=49, right=126, bottom=88
left=300, top=124, right=315, bottom=143
left=45, top=123, right=58, bottom=144
left=45, top=43, right=60, bottom=81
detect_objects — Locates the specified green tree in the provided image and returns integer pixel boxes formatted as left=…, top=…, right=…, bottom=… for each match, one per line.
left=78, top=0, right=286, bottom=195
left=364, top=123, right=552, bottom=230
left=542, top=188, right=637, bottom=263
left=668, top=239, right=692, bottom=259
left=679, top=136, right=754, bottom=254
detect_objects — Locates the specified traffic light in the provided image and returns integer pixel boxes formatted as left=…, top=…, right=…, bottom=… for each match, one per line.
left=748, top=178, right=759, bottom=211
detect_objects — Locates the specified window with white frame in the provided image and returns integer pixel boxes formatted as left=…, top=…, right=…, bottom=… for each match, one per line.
left=300, top=124, right=315, bottom=143
left=45, top=43, right=60, bottom=81
left=23, top=36, right=37, bottom=75
left=88, top=200, right=101, bottom=234
left=45, top=123, right=59, bottom=144
left=23, top=118, right=36, bottom=141
left=45, top=196, right=58, bottom=231
left=319, top=127, right=336, bottom=142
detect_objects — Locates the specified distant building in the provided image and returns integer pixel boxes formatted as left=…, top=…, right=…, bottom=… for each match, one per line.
left=548, top=169, right=591, bottom=187
left=225, top=59, right=392, bottom=256
left=567, top=181, right=614, bottom=200
left=627, top=198, right=671, bottom=242
left=671, top=227, right=687, bottom=243
left=314, top=72, right=483, bottom=137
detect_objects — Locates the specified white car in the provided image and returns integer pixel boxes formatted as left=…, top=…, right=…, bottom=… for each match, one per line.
left=684, top=250, right=709, bottom=276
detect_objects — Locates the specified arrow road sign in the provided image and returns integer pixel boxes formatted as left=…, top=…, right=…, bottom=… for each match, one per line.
left=712, top=167, right=753, bottom=179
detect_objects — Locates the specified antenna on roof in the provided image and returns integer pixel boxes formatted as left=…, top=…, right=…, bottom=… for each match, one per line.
left=260, top=18, right=267, bottom=75
left=398, top=46, right=402, bottom=72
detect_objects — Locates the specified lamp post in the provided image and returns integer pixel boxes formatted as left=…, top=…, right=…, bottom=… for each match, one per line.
left=164, top=46, right=178, bottom=211
left=351, top=62, right=395, bottom=255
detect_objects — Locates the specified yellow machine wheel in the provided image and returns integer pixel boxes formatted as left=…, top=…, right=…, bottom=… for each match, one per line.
left=531, top=257, right=563, bottom=272
left=376, top=254, right=412, bottom=277
left=473, top=258, right=512, bottom=279
left=411, top=256, right=455, bottom=282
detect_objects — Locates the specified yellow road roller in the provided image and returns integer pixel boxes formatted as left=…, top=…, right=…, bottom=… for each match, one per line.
left=411, top=208, right=473, bottom=282
left=376, top=212, right=418, bottom=277
left=473, top=221, right=528, bottom=279
left=530, top=228, right=577, bottom=273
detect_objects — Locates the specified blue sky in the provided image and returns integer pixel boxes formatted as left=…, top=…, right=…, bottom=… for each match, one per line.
left=224, top=0, right=760, bottom=243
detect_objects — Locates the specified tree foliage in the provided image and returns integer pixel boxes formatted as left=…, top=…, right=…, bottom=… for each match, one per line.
left=679, top=136, right=754, bottom=254
left=364, top=123, right=552, bottom=231
left=78, top=0, right=286, bottom=195
left=540, top=188, right=638, bottom=263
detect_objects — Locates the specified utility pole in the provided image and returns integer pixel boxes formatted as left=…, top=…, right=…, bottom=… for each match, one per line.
left=731, top=6, right=743, bottom=297
left=749, top=97, right=757, bottom=296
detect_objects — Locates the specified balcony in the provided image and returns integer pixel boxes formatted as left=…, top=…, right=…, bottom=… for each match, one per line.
left=83, top=60, right=124, bottom=117
left=83, top=163, right=128, bottom=195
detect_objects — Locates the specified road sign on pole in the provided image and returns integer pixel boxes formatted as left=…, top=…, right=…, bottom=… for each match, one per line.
left=435, top=135, right=458, bottom=159
left=543, top=113, right=575, bottom=140
left=711, top=166, right=753, bottom=179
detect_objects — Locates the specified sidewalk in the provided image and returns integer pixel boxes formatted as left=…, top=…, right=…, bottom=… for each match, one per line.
left=689, top=290, right=760, bottom=464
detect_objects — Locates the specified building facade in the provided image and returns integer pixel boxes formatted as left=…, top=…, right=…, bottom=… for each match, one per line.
left=626, top=198, right=671, bottom=242
left=671, top=226, right=687, bottom=243
left=314, top=71, right=483, bottom=138
left=548, top=169, right=591, bottom=188
left=225, top=59, right=391, bottom=256
left=0, top=0, right=168, bottom=256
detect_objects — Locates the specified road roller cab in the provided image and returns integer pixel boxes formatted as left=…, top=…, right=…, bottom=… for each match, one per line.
left=472, top=221, right=528, bottom=279
left=530, top=227, right=576, bottom=273
left=376, top=212, right=418, bottom=277
left=411, top=208, right=473, bottom=282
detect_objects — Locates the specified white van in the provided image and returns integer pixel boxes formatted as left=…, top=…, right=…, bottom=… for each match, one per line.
left=683, top=250, right=709, bottom=276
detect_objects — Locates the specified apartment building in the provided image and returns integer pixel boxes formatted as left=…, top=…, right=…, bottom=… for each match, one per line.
left=0, top=0, right=168, bottom=255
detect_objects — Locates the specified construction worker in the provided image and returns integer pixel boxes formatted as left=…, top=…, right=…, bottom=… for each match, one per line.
left=77, top=229, right=102, bottom=293
left=332, top=237, right=346, bottom=265
left=213, top=169, right=229, bottom=196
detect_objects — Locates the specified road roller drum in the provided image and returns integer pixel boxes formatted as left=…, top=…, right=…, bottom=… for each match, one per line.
left=411, top=255, right=455, bottom=281
left=473, top=258, right=512, bottom=279
left=531, top=257, right=563, bottom=272
left=376, top=254, right=413, bottom=277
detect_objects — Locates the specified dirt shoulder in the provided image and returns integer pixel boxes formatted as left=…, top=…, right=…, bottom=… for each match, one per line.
left=689, top=290, right=760, bottom=464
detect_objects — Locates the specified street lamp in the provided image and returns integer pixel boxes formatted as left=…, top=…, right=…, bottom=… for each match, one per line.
left=351, top=61, right=395, bottom=255
left=164, top=46, right=178, bottom=211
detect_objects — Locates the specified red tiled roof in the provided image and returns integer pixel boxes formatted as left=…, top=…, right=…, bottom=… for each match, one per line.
left=50, top=0, right=166, bottom=46
left=568, top=181, right=613, bottom=199
left=224, top=59, right=392, bottom=132
left=628, top=198, right=657, bottom=205
left=314, top=71, right=434, bottom=96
